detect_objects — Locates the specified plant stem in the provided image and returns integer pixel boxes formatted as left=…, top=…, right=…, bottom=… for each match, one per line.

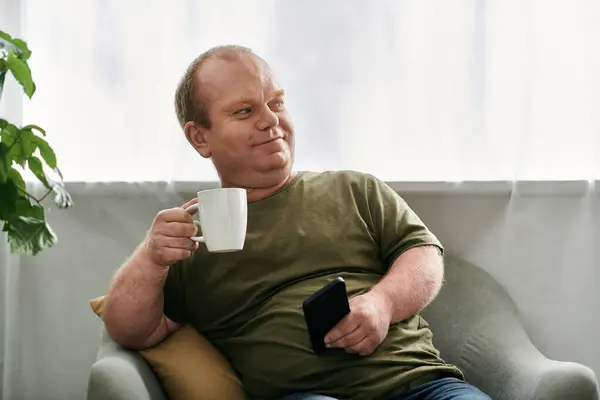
left=16, top=185, right=43, bottom=207
left=39, top=189, right=52, bottom=202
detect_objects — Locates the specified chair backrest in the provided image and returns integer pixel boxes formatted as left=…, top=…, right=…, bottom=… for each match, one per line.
left=420, top=255, right=520, bottom=365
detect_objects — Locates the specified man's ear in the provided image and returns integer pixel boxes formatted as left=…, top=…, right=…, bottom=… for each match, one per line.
left=184, top=121, right=211, bottom=158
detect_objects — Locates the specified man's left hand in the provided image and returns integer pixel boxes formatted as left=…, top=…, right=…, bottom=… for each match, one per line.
left=323, top=291, right=392, bottom=356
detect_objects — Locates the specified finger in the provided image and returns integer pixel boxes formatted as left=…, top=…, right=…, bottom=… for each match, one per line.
left=163, top=236, right=197, bottom=251
left=157, top=208, right=194, bottom=223
left=181, top=198, right=199, bottom=216
left=329, top=326, right=367, bottom=349
left=346, top=337, right=377, bottom=356
left=324, top=315, right=360, bottom=345
left=162, top=222, right=198, bottom=237
left=181, top=198, right=198, bottom=209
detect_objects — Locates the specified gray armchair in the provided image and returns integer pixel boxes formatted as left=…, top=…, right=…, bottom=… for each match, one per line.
left=420, top=257, right=599, bottom=400
left=87, top=257, right=600, bottom=400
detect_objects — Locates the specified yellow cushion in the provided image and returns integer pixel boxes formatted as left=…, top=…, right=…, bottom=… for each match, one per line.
left=89, top=295, right=248, bottom=400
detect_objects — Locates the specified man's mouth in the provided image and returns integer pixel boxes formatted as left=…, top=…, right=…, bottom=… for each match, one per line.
left=257, top=137, right=282, bottom=146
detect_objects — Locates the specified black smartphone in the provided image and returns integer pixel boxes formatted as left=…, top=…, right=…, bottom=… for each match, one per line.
left=302, top=277, right=351, bottom=355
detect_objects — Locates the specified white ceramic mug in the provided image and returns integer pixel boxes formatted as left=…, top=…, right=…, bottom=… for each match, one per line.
left=185, top=188, right=247, bottom=253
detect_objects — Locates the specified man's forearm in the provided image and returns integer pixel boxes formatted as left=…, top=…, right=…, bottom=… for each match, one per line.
left=103, top=241, right=169, bottom=347
left=370, top=245, right=444, bottom=323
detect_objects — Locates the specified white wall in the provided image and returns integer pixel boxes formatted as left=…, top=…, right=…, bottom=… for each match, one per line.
left=3, top=182, right=599, bottom=399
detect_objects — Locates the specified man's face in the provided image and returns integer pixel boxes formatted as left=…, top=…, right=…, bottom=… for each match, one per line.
left=186, top=53, right=294, bottom=188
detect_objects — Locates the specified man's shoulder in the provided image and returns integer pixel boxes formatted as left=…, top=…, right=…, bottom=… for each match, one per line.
left=297, top=169, right=379, bottom=188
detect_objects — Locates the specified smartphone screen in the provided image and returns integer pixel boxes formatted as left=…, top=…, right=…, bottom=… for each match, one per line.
left=302, top=277, right=351, bottom=355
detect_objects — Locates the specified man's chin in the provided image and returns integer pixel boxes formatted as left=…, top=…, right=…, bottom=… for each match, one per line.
left=253, top=159, right=293, bottom=182
left=258, top=163, right=291, bottom=178
left=235, top=169, right=289, bottom=193
left=272, top=151, right=291, bottom=166
left=257, top=149, right=291, bottom=170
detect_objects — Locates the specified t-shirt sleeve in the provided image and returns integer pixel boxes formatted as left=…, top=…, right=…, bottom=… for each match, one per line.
left=163, top=261, right=187, bottom=324
left=365, top=175, right=444, bottom=268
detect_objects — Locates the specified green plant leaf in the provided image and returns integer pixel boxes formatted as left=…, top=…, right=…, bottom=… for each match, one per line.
left=0, top=121, right=18, bottom=145
left=22, top=124, right=46, bottom=136
left=0, top=31, right=12, bottom=40
left=6, top=50, right=35, bottom=98
left=0, top=123, right=20, bottom=168
left=51, top=179, right=74, bottom=209
left=0, top=32, right=14, bottom=58
left=0, top=31, right=31, bottom=61
left=13, top=196, right=42, bottom=219
left=0, top=68, right=6, bottom=99
left=27, top=156, right=51, bottom=189
left=30, top=135, right=56, bottom=168
left=0, top=179, right=19, bottom=220
left=4, top=215, right=57, bottom=255
left=8, top=127, right=35, bottom=166
left=0, top=143, right=9, bottom=182
left=7, top=166, right=26, bottom=192
left=2, top=196, right=55, bottom=256
left=11, top=39, right=31, bottom=60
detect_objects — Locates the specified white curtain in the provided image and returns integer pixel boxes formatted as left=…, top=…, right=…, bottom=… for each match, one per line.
left=1, top=0, right=23, bottom=398
left=0, top=235, right=21, bottom=400
left=18, top=0, right=600, bottom=183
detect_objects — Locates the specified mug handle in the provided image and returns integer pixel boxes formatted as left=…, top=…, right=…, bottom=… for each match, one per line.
left=185, top=204, right=204, bottom=243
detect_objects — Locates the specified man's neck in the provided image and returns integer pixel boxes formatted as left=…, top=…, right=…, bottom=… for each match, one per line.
left=223, top=171, right=297, bottom=203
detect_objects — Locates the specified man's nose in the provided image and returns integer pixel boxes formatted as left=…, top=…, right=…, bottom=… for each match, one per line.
left=256, top=106, right=279, bottom=131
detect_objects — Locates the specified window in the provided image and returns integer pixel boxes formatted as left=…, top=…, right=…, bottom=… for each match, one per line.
left=14, top=0, right=600, bottom=182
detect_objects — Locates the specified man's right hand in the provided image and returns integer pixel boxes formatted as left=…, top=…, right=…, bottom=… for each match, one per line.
left=143, top=198, right=199, bottom=267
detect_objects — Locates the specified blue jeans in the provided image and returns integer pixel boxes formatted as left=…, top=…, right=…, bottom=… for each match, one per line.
left=280, top=378, right=491, bottom=400
left=392, top=378, right=491, bottom=400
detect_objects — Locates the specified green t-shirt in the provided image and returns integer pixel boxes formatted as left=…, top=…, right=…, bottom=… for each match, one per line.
left=164, top=171, right=463, bottom=400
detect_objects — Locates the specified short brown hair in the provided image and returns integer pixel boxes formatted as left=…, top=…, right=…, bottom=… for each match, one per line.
left=174, top=45, right=254, bottom=130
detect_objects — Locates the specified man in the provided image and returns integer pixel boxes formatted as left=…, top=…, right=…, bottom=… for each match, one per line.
left=103, top=45, right=490, bottom=400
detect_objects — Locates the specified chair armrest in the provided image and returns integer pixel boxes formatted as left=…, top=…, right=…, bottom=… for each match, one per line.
left=422, top=256, right=600, bottom=400
left=87, top=328, right=167, bottom=400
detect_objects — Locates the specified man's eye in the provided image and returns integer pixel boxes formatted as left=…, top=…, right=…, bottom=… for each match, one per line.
left=235, top=107, right=252, bottom=115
